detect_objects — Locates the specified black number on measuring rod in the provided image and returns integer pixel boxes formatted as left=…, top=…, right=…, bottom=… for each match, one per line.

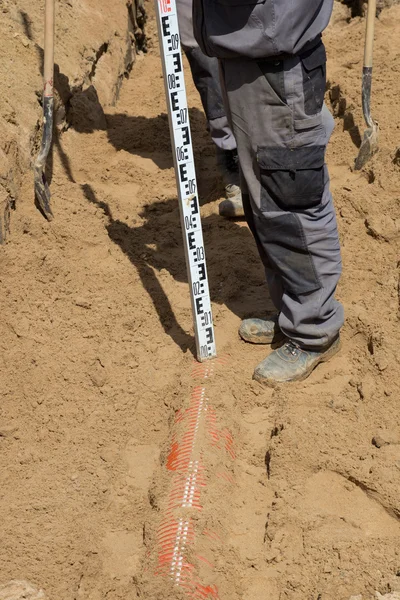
left=197, top=263, right=206, bottom=280
left=187, top=232, right=195, bottom=250
left=168, top=74, right=178, bottom=90
left=170, top=92, right=179, bottom=111
left=201, top=311, right=212, bottom=326
left=206, top=327, right=214, bottom=344
left=196, top=298, right=204, bottom=314
left=193, top=282, right=204, bottom=297
left=186, top=179, right=196, bottom=194
left=169, top=34, right=179, bottom=50
left=176, top=146, right=187, bottom=162
left=172, top=53, right=182, bottom=73
left=182, top=126, right=190, bottom=145
left=162, top=16, right=170, bottom=36
left=177, top=108, right=188, bottom=125
left=200, top=345, right=209, bottom=359
left=190, top=196, right=199, bottom=215
left=179, top=164, right=188, bottom=182
left=193, top=246, right=204, bottom=263
left=185, top=215, right=194, bottom=230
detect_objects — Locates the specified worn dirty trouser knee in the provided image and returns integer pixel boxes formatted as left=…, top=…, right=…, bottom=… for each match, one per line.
left=176, top=0, right=236, bottom=151
left=219, top=47, right=344, bottom=349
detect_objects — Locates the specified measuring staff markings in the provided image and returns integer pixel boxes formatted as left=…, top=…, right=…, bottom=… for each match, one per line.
left=155, top=0, right=217, bottom=362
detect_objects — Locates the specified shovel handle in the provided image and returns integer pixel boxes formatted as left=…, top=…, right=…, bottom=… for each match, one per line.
left=364, top=0, right=377, bottom=68
left=44, top=0, right=55, bottom=97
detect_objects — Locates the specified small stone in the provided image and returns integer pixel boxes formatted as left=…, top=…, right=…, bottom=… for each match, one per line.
left=356, top=383, right=365, bottom=400
left=90, top=369, right=108, bottom=388
left=376, top=357, right=389, bottom=372
left=372, top=435, right=388, bottom=448
left=372, top=431, right=400, bottom=448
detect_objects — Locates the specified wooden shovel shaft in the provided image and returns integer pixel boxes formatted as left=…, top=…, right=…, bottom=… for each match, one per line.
left=364, top=0, right=377, bottom=68
left=44, top=0, right=55, bottom=97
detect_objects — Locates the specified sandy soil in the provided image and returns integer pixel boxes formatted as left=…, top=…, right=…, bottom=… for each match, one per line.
left=0, top=2, right=399, bottom=600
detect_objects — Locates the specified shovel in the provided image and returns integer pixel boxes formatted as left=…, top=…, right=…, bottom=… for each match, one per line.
left=33, top=0, right=55, bottom=220
left=355, top=0, right=379, bottom=170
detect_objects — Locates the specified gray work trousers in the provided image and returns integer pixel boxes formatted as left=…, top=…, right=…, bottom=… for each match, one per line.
left=219, top=50, right=344, bottom=349
left=176, top=0, right=236, bottom=151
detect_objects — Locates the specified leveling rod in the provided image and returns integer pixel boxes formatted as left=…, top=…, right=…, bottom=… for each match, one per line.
left=154, top=0, right=217, bottom=362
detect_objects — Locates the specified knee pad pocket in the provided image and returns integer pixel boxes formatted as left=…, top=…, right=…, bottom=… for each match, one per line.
left=254, top=212, right=322, bottom=295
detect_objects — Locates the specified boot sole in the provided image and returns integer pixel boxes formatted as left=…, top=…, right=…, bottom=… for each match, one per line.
left=253, top=338, right=342, bottom=386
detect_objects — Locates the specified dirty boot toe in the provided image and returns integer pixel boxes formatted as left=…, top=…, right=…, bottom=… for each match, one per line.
left=253, top=336, right=341, bottom=385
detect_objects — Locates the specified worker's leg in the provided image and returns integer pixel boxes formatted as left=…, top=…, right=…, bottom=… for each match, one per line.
left=220, top=51, right=344, bottom=357
left=184, top=47, right=235, bottom=151
left=176, top=0, right=243, bottom=216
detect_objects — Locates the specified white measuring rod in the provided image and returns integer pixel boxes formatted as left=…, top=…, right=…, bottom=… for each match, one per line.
left=154, top=0, right=217, bottom=362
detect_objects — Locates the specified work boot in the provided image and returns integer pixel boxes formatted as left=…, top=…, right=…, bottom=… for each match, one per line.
left=216, top=148, right=244, bottom=218
left=219, top=185, right=244, bottom=218
left=253, top=336, right=341, bottom=385
left=239, top=315, right=281, bottom=345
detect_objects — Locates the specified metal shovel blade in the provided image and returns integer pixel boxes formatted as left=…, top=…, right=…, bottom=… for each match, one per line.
left=355, top=0, right=378, bottom=172
left=354, top=120, right=379, bottom=171
left=34, top=165, right=54, bottom=221
left=34, top=0, right=55, bottom=221
left=33, top=95, right=54, bottom=221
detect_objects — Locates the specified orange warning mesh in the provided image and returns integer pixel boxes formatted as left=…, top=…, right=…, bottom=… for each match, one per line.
left=153, top=361, right=234, bottom=598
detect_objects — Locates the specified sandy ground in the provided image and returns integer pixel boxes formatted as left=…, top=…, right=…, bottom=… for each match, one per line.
left=0, top=2, right=400, bottom=600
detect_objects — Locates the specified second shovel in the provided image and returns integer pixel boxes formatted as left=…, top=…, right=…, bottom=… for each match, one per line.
left=33, top=0, right=55, bottom=220
left=355, top=0, right=379, bottom=170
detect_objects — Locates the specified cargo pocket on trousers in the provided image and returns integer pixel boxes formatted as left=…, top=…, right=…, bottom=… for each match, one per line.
left=257, top=145, right=325, bottom=210
left=254, top=212, right=321, bottom=295
left=300, top=42, right=327, bottom=116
